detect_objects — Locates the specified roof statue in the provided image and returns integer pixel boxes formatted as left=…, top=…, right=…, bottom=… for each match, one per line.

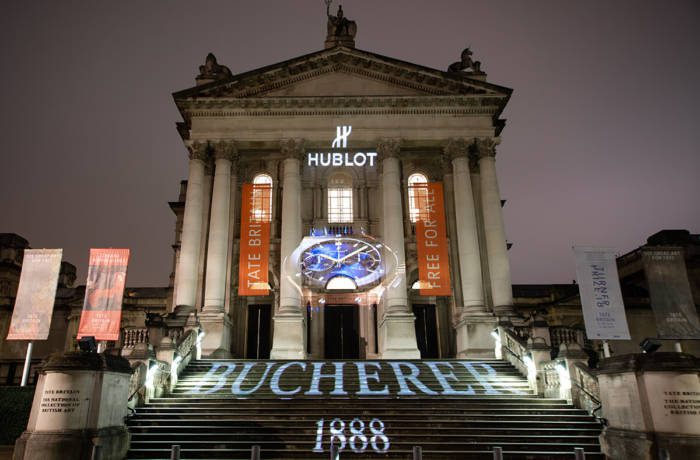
left=325, top=2, right=357, bottom=49
left=448, top=47, right=486, bottom=77
left=196, top=52, right=232, bottom=85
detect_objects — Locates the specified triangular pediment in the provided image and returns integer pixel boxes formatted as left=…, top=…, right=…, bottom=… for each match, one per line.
left=174, top=47, right=512, bottom=101
left=260, top=69, right=425, bottom=97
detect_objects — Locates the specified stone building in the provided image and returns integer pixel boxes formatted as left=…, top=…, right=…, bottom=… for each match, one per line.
left=166, top=26, right=516, bottom=362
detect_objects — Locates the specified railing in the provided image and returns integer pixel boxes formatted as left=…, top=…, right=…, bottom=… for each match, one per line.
left=501, top=328, right=529, bottom=378
left=122, top=327, right=149, bottom=348
left=571, top=361, right=601, bottom=415
left=542, top=359, right=566, bottom=400
left=550, top=326, right=587, bottom=351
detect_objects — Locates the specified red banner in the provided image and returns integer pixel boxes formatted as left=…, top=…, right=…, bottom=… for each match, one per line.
left=414, top=182, right=452, bottom=296
left=238, top=183, right=271, bottom=296
left=77, top=248, right=130, bottom=341
left=7, top=249, right=63, bottom=340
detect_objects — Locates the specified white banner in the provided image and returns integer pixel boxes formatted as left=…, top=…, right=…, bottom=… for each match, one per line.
left=573, top=247, right=630, bottom=340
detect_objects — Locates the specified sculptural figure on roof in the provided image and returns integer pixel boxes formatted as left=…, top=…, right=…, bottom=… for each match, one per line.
left=197, top=53, right=232, bottom=81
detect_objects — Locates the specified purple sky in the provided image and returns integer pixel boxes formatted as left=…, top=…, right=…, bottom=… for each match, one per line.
left=1, top=1, right=698, bottom=287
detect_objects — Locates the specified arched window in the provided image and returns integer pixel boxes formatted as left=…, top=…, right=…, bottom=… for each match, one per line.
left=408, top=173, right=428, bottom=223
left=327, top=173, right=353, bottom=223
left=252, top=173, right=273, bottom=222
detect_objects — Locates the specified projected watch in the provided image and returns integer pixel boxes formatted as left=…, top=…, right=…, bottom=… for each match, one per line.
left=301, top=237, right=383, bottom=290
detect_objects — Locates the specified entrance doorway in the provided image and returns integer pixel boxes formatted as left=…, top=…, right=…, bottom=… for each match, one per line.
left=246, top=304, right=271, bottom=359
left=324, top=304, right=359, bottom=359
left=413, top=304, right=439, bottom=358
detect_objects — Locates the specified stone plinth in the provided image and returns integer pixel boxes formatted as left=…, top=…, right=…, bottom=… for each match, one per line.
left=454, top=316, right=497, bottom=359
left=13, top=352, right=133, bottom=460
left=598, top=353, right=700, bottom=460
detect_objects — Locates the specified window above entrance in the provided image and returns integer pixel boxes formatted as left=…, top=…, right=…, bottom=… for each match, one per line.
left=408, top=173, right=428, bottom=223
left=327, top=173, right=353, bottom=224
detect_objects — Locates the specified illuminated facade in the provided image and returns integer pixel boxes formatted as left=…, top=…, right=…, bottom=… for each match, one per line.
left=168, top=30, right=516, bottom=361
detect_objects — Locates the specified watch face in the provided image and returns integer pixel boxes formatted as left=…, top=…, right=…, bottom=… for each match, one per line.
left=301, top=237, right=383, bottom=290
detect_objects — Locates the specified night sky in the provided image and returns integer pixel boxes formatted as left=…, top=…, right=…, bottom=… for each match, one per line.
left=1, top=1, right=698, bottom=287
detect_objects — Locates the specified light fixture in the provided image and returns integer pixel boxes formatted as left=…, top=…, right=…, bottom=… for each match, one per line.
left=78, top=336, right=97, bottom=353
left=640, top=338, right=661, bottom=354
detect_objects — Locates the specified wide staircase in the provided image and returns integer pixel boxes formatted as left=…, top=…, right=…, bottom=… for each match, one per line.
left=126, top=359, right=603, bottom=459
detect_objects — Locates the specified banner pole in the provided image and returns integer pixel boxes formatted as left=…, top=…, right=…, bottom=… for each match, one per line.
left=602, top=340, right=611, bottom=358
left=20, top=341, right=34, bottom=387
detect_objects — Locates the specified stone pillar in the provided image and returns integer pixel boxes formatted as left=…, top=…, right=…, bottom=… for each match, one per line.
left=476, top=138, right=516, bottom=319
left=270, top=138, right=307, bottom=359
left=446, top=138, right=495, bottom=358
left=377, top=138, right=420, bottom=359
left=173, top=141, right=208, bottom=311
left=13, top=352, right=133, bottom=460
left=598, top=353, right=700, bottom=459
left=200, top=141, right=237, bottom=357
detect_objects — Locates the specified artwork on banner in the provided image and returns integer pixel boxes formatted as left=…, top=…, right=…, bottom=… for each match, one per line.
left=573, top=247, right=630, bottom=340
left=413, top=182, right=452, bottom=296
left=641, top=247, right=700, bottom=339
left=6, top=249, right=63, bottom=340
left=238, top=183, right=271, bottom=296
left=77, top=248, right=130, bottom=341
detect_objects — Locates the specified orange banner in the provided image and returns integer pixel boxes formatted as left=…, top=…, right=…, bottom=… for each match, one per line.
left=414, top=182, right=452, bottom=296
left=7, top=249, right=63, bottom=340
left=238, top=183, right=271, bottom=296
left=77, top=248, right=130, bottom=341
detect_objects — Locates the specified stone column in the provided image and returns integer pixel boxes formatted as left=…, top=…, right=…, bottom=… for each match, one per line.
left=270, top=138, right=307, bottom=359
left=446, top=138, right=496, bottom=358
left=476, top=138, right=516, bottom=318
left=377, top=138, right=420, bottom=359
left=173, top=141, right=208, bottom=311
left=200, top=141, right=237, bottom=357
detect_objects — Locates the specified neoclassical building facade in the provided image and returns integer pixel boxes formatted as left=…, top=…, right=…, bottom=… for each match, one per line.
left=167, top=26, right=517, bottom=361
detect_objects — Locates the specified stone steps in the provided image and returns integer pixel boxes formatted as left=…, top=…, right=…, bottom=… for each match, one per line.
left=126, top=359, right=603, bottom=459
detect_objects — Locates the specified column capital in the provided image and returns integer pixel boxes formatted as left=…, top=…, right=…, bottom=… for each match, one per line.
left=444, top=137, right=472, bottom=160
left=376, top=138, right=402, bottom=158
left=186, top=141, right=209, bottom=161
left=212, top=140, right=238, bottom=162
left=474, top=137, right=499, bottom=159
left=280, top=138, right=306, bottom=161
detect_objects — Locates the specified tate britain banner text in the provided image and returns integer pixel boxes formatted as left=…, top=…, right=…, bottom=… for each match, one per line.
left=77, top=248, right=130, bottom=341
left=6, top=249, right=63, bottom=340
left=574, top=247, right=630, bottom=340
left=239, top=183, right=271, bottom=296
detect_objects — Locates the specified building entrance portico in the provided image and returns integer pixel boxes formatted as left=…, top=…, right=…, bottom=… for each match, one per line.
left=168, top=10, right=516, bottom=361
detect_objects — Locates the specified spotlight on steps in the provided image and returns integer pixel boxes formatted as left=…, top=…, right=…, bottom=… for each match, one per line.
left=640, top=338, right=661, bottom=354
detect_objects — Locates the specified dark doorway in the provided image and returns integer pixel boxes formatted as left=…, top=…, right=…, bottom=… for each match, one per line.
left=246, top=304, right=271, bottom=359
left=413, top=304, right=439, bottom=358
left=324, top=304, right=359, bottom=359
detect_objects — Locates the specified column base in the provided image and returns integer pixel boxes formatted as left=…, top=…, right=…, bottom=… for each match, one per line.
left=379, top=312, right=420, bottom=359
left=493, top=304, right=518, bottom=321
left=199, top=312, right=232, bottom=358
left=270, top=313, right=307, bottom=359
left=455, top=315, right=497, bottom=359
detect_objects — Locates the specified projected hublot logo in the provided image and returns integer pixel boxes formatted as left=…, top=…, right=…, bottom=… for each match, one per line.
left=190, top=360, right=525, bottom=397
left=307, top=125, right=378, bottom=167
